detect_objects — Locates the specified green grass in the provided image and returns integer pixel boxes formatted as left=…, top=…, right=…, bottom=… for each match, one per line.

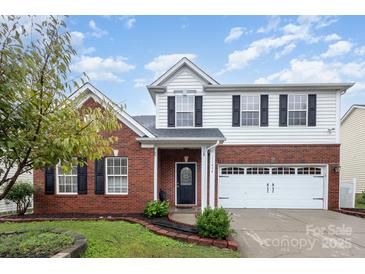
left=0, top=221, right=239, bottom=258
left=0, top=230, right=74, bottom=258
left=355, top=194, right=365, bottom=209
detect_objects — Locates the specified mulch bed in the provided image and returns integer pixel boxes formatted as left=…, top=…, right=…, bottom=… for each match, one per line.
left=0, top=213, right=238, bottom=251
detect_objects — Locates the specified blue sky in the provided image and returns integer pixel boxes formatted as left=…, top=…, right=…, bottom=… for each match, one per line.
left=66, top=16, right=365, bottom=116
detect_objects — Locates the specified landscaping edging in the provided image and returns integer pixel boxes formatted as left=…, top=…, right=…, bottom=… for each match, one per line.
left=336, top=208, right=365, bottom=219
left=0, top=215, right=238, bottom=251
left=51, top=230, right=87, bottom=258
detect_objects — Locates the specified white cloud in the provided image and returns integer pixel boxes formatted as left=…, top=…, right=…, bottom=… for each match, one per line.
left=254, top=58, right=365, bottom=84
left=126, top=17, right=136, bottom=29
left=324, top=33, right=341, bottom=42
left=274, top=43, right=296, bottom=59
left=218, top=16, right=331, bottom=74
left=71, top=55, right=135, bottom=83
left=145, top=53, right=197, bottom=76
left=88, top=20, right=108, bottom=38
left=224, top=27, right=245, bottom=43
left=133, top=78, right=149, bottom=88
left=355, top=46, right=365, bottom=56
left=257, top=16, right=281, bottom=33
left=118, top=16, right=136, bottom=29
left=70, top=31, right=96, bottom=55
left=321, top=40, right=353, bottom=58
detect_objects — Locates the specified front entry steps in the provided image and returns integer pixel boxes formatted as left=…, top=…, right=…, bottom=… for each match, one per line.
left=168, top=207, right=199, bottom=226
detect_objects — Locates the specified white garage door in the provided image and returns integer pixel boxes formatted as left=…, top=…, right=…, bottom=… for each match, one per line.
left=218, top=166, right=325, bottom=209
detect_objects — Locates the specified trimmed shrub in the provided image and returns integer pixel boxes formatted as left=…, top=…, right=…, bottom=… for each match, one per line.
left=144, top=200, right=170, bottom=218
left=5, top=182, right=34, bottom=215
left=361, top=191, right=365, bottom=204
left=196, top=207, right=233, bottom=240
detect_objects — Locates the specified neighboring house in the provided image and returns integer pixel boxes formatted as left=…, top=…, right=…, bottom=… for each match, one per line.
left=340, top=105, right=365, bottom=193
left=0, top=166, right=33, bottom=213
left=33, top=58, right=353, bottom=214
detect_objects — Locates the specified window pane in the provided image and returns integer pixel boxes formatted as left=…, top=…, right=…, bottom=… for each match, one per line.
left=242, top=111, right=259, bottom=126
left=114, top=166, right=121, bottom=175
left=114, top=158, right=121, bottom=167
left=176, top=112, right=193, bottom=127
left=242, top=95, right=259, bottom=111
left=107, top=158, right=113, bottom=167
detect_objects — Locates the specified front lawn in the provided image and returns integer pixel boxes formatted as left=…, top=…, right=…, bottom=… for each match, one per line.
left=0, top=221, right=239, bottom=258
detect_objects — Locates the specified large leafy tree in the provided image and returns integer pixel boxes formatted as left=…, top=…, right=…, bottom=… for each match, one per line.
left=0, top=16, right=120, bottom=200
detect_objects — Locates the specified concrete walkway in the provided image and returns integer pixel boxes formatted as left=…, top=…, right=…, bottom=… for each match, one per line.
left=229, top=209, right=365, bottom=258
left=169, top=213, right=196, bottom=226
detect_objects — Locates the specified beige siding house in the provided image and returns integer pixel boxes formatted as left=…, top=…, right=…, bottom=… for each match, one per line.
left=0, top=166, right=33, bottom=213
left=341, top=105, right=365, bottom=193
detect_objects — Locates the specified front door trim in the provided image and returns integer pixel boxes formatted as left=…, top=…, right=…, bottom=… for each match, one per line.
left=175, top=162, right=197, bottom=206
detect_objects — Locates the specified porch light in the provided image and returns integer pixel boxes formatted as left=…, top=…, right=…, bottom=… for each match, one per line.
left=184, top=156, right=189, bottom=162
left=113, top=149, right=119, bottom=156
left=333, top=165, right=341, bottom=173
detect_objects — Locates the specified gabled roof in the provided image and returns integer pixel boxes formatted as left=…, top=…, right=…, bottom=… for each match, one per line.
left=341, top=104, right=365, bottom=123
left=69, top=82, right=155, bottom=138
left=148, top=57, right=219, bottom=87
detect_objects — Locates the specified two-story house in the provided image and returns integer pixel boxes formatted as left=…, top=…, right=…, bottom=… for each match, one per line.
left=33, top=58, right=353, bottom=214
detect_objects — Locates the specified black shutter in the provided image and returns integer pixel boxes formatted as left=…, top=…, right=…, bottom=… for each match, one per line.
left=95, top=158, right=105, bottom=195
left=279, top=94, right=288, bottom=127
left=167, top=96, right=175, bottom=127
left=308, top=94, right=317, bottom=127
left=232, top=95, right=241, bottom=127
left=260, top=95, right=269, bottom=127
left=45, top=167, right=55, bottom=195
left=77, top=158, right=88, bottom=195
left=195, top=96, right=203, bottom=127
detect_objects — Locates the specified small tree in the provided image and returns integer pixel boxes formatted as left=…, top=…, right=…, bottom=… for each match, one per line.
left=0, top=16, right=120, bottom=200
left=5, top=181, right=35, bottom=215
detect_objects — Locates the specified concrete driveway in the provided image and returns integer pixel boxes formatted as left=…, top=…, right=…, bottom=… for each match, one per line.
left=229, top=209, right=365, bottom=257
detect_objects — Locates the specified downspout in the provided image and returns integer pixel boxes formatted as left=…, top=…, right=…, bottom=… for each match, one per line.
left=207, top=140, right=220, bottom=152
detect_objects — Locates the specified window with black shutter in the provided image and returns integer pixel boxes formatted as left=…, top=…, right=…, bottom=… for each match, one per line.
left=167, top=96, right=175, bottom=127
left=195, top=96, right=202, bottom=127
left=232, top=95, right=240, bottom=127
left=95, top=158, right=105, bottom=195
left=45, top=167, right=55, bottom=195
left=279, top=94, right=288, bottom=127
left=77, top=158, right=88, bottom=195
left=260, top=95, right=269, bottom=127
left=308, top=94, right=317, bottom=126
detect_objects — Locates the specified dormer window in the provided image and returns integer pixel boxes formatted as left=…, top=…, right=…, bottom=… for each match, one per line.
left=176, top=94, right=194, bottom=127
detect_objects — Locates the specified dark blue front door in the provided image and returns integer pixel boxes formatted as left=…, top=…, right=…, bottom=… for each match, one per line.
left=176, top=163, right=196, bottom=204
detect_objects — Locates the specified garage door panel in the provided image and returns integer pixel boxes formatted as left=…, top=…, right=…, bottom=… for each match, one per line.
left=218, top=166, right=325, bottom=209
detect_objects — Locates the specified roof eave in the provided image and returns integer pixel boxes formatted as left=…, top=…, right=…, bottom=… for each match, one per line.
left=204, top=83, right=355, bottom=92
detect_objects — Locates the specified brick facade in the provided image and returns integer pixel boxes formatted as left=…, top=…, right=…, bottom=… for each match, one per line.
left=33, top=98, right=154, bottom=214
left=158, top=149, right=201, bottom=207
left=215, top=144, right=340, bottom=210
left=33, top=97, right=340, bottom=213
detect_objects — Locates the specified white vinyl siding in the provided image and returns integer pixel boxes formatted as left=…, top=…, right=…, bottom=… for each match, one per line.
left=155, top=66, right=339, bottom=144
left=106, top=157, right=128, bottom=194
left=0, top=166, right=33, bottom=213
left=341, top=108, right=365, bottom=193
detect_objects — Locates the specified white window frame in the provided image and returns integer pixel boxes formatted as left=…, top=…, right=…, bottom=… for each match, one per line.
left=56, top=162, right=78, bottom=195
left=175, top=93, right=195, bottom=128
left=105, top=156, right=128, bottom=195
left=241, top=95, right=260, bottom=127
left=288, top=94, right=307, bottom=127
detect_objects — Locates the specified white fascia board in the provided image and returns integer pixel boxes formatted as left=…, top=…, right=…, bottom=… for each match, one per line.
left=204, top=83, right=354, bottom=92
left=150, top=57, right=219, bottom=87
left=70, top=83, right=155, bottom=138
left=136, top=137, right=226, bottom=145
left=341, top=105, right=365, bottom=124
